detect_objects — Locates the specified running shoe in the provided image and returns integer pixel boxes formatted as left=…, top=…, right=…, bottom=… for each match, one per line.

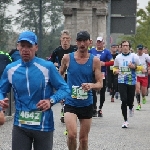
left=109, top=90, right=112, bottom=95
left=122, top=121, right=129, bottom=128
left=115, top=92, right=119, bottom=99
left=64, top=130, right=68, bottom=135
left=98, top=110, right=103, bottom=117
left=136, top=104, right=141, bottom=110
left=111, top=97, right=114, bottom=102
left=107, top=88, right=110, bottom=92
left=129, top=108, right=134, bottom=117
left=93, top=109, right=97, bottom=117
left=142, top=97, right=147, bottom=104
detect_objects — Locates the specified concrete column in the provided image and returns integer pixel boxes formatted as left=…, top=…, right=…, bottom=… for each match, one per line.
left=63, top=0, right=108, bottom=45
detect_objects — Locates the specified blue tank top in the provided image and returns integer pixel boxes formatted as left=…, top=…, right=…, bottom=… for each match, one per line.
left=65, top=52, right=94, bottom=107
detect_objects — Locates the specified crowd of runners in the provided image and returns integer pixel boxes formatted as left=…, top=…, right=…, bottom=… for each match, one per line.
left=0, top=29, right=150, bottom=150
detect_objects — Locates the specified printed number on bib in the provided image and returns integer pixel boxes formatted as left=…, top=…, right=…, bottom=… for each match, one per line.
left=120, top=67, right=131, bottom=74
left=136, top=71, right=142, bottom=75
left=110, top=66, right=114, bottom=70
left=19, top=111, right=42, bottom=125
left=71, top=86, right=88, bottom=100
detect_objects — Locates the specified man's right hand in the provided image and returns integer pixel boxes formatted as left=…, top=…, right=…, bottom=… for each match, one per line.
left=0, top=98, right=9, bottom=110
left=114, top=69, right=119, bottom=75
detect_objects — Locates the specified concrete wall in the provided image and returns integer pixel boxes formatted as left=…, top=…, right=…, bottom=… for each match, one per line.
left=63, top=0, right=108, bottom=44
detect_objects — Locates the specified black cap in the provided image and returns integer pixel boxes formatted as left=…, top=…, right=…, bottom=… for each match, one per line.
left=76, top=31, right=90, bottom=41
left=111, top=44, right=117, bottom=47
left=137, top=44, right=143, bottom=50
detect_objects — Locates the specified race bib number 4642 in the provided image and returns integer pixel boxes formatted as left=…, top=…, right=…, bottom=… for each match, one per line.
left=19, top=111, right=42, bottom=125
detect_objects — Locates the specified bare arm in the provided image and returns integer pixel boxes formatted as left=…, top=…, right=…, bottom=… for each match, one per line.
left=92, top=57, right=103, bottom=90
left=0, top=111, right=5, bottom=125
left=59, top=54, right=69, bottom=78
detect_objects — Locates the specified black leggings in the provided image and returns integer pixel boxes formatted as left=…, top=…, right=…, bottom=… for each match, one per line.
left=118, top=83, right=135, bottom=121
left=92, top=89, right=97, bottom=110
left=107, top=74, right=118, bottom=98
left=99, top=79, right=106, bottom=109
left=92, top=79, right=106, bottom=110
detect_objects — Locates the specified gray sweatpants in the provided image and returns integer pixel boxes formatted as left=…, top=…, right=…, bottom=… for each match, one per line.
left=12, top=125, right=53, bottom=150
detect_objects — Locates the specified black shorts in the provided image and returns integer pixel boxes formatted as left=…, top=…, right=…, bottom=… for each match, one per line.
left=64, top=104, right=93, bottom=119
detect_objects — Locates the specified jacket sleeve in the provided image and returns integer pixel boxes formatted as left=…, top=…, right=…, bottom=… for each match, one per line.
left=48, top=63, right=70, bottom=104
left=0, top=67, right=11, bottom=100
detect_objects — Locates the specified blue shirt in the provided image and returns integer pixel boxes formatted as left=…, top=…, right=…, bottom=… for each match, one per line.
left=0, top=57, right=70, bottom=131
left=65, top=53, right=94, bottom=107
left=89, top=48, right=113, bottom=73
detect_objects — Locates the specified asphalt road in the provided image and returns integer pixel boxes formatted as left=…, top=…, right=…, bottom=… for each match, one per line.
left=0, top=92, right=150, bottom=150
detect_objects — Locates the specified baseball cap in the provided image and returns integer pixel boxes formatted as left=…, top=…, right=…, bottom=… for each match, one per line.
left=76, top=31, right=90, bottom=41
left=17, top=31, right=38, bottom=45
left=137, top=44, right=143, bottom=50
left=96, top=37, right=103, bottom=41
left=111, top=44, right=117, bottom=47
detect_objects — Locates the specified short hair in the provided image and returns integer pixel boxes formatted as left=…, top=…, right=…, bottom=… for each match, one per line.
left=121, top=40, right=131, bottom=48
left=61, top=30, right=71, bottom=36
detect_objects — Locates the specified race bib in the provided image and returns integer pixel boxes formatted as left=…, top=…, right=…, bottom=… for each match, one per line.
left=120, top=67, right=131, bottom=74
left=102, top=72, right=105, bottom=79
left=136, top=71, right=142, bottom=75
left=110, top=66, right=113, bottom=70
left=71, top=86, right=88, bottom=100
left=19, top=111, right=42, bottom=125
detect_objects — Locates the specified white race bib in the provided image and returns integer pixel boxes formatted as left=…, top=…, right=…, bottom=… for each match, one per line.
left=71, top=86, right=88, bottom=100
left=19, top=111, right=42, bottom=125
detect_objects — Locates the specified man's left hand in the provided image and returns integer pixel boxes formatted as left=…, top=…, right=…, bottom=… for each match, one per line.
left=128, top=62, right=136, bottom=69
left=81, top=83, right=92, bottom=92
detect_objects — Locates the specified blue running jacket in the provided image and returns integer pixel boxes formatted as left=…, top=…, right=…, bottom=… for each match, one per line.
left=0, top=57, right=70, bottom=131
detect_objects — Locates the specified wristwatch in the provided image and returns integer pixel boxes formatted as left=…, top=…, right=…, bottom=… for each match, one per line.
left=50, top=99, right=55, bottom=106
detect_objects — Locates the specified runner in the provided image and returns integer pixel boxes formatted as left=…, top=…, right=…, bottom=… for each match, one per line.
left=59, top=31, right=102, bottom=150
left=0, top=50, right=12, bottom=78
left=113, top=40, right=141, bottom=128
left=143, top=46, right=150, bottom=96
left=48, top=29, right=77, bottom=68
left=107, top=44, right=118, bottom=102
left=9, top=48, right=21, bottom=62
left=48, top=30, right=77, bottom=122
left=135, top=44, right=150, bottom=110
left=89, top=37, right=113, bottom=117
left=0, top=31, right=70, bottom=150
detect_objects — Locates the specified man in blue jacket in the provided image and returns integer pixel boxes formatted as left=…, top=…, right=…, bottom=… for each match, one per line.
left=0, top=31, right=70, bottom=150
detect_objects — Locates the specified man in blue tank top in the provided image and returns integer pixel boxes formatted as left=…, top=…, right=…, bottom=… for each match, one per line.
left=59, top=31, right=103, bottom=150
left=0, top=31, right=70, bottom=150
